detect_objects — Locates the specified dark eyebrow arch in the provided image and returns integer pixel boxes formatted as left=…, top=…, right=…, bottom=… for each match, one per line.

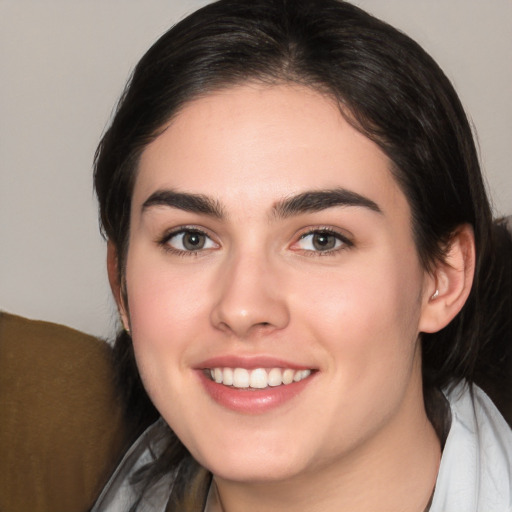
left=142, top=189, right=224, bottom=218
left=273, top=188, right=381, bottom=219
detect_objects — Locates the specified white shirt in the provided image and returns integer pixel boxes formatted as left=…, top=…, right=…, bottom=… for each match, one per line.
left=430, top=383, right=512, bottom=511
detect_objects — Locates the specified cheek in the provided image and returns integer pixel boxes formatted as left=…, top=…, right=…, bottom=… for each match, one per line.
left=126, top=253, right=210, bottom=339
left=296, top=251, right=424, bottom=377
left=123, top=252, right=215, bottom=395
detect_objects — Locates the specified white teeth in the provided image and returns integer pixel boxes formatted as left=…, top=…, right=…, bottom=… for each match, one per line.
left=294, top=369, right=311, bottom=382
left=249, top=368, right=268, bottom=389
left=268, top=368, right=283, bottom=387
left=282, top=368, right=295, bottom=385
left=301, top=369, right=311, bottom=380
left=208, top=367, right=312, bottom=389
left=233, top=368, right=250, bottom=388
left=223, top=367, right=234, bottom=386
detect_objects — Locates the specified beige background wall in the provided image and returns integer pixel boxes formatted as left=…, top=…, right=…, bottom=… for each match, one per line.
left=1, top=0, right=511, bottom=339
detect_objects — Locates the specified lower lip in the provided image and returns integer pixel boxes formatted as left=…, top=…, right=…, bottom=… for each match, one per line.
left=197, top=371, right=315, bottom=414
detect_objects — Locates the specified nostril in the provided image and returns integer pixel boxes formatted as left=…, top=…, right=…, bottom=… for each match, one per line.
left=210, top=286, right=290, bottom=336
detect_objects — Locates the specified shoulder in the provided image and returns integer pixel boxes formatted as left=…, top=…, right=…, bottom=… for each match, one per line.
left=431, top=381, right=512, bottom=512
left=91, top=418, right=174, bottom=512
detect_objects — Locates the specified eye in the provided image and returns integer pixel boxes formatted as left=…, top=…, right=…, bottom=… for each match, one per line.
left=163, top=229, right=217, bottom=253
left=294, top=229, right=352, bottom=253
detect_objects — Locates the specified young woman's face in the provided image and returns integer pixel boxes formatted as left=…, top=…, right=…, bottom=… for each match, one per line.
left=122, top=84, right=434, bottom=483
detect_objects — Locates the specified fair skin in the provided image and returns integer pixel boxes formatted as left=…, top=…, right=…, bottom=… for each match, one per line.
left=109, top=83, right=474, bottom=511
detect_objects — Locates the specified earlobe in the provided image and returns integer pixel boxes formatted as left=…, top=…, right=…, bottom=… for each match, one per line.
left=107, top=241, right=130, bottom=332
left=419, top=224, right=475, bottom=333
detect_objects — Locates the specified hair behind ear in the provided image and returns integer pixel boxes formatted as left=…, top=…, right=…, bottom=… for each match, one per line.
left=472, top=218, right=512, bottom=426
left=422, top=217, right=511, bottom=392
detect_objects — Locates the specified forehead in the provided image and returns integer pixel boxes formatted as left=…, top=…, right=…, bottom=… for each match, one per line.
left=134, top=83, right=406, bottom=217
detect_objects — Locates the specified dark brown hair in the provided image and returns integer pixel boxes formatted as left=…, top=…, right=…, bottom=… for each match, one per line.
left=94, top=0, right=511, bottom=506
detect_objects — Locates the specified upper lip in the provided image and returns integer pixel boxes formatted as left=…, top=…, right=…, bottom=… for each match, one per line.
left=197, top=355, right=315, bottom=370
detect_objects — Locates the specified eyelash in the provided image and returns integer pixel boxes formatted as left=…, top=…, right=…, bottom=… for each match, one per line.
left=157, top=226, right=218, bottom=257
left=293, top=227, right=353, bottom=256
left=157, top=226, right=353, bottom=257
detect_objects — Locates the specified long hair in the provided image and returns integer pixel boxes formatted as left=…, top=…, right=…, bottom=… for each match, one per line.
left=94, top=0, right=511, bottom=505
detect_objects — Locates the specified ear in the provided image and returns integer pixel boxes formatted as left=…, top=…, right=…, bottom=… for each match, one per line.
left=419, top=224, right=475, bottom=333
left=107, top=241, right=130, bottom=332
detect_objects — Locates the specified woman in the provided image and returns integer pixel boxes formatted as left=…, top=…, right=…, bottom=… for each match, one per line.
left=92, top=0, right=512, bottom=510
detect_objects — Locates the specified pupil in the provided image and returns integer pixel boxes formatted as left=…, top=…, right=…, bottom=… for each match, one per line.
left=313, top=233, right=335, bottom=250
left=184, top=232, right=204, bottom=250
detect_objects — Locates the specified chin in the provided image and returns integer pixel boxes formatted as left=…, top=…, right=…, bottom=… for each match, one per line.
left=186, top=427, right=317, bottom=484
left=205, top=455, right=306, bottom=484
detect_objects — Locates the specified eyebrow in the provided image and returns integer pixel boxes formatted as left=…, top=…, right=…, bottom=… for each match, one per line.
left=141, top=187, right=381, bottom=220
left=142, top=190, right=224, bottom=218
left=272, top=188, right=382, bottom=218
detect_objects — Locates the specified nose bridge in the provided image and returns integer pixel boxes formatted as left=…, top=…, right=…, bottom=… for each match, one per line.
left=210, top=243, right=289, bottom=337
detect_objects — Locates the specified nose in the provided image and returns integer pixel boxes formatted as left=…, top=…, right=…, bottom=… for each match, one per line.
left=210, top=249, right=290, bottom=339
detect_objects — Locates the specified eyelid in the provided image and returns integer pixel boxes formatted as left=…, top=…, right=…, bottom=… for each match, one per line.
left=290, top=226, right=354, bottom=254
left=157, top=225, right=219, bottom=254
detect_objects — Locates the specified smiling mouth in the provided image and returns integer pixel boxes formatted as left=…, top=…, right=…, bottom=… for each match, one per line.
left=205, top=367, right=313, bottom=389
